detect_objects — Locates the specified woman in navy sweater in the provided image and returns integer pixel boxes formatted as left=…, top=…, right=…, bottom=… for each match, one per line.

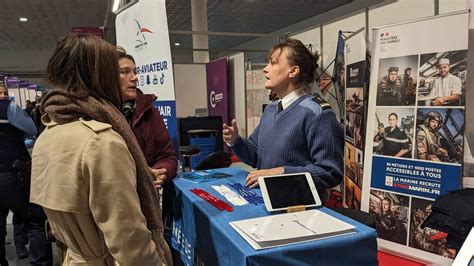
left=223, top=38, right=344, bottom=201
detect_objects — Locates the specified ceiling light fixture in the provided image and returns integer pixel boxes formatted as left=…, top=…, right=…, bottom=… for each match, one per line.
left=112, top=0, right=120, bottom=13
left=19, top=17, right=28, bottom=22
left=174, top=42, right=180, bottom=46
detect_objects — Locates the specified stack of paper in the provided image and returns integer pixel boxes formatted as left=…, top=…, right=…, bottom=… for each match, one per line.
left=229, top=210, right=356, bottom=250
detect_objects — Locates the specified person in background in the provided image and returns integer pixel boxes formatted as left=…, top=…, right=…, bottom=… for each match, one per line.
left=12, top=215, right=29, bottom=259
left=373, top=113, right=410, bottom=157
left=30, top=33, right=172, bottom=265
left=430, top=58, right=462, bottom=106
left=417, top=79, right=430, bottom=96
left=0, top=85, right=53, bottom=265
left=117, top=47, right=178, bottom=236
left=416, top=111, right=449, bottom=162
left=29, top=95, right=46, bottom=136
left=24, top=100, right=35, bottom=115
left=222, top=38, right=344, bottom=201
left=401, top=67, right=416, bottom=105
left=375, top=197, right=397, bottom=241
left=377, top=66, right=401, bottom=105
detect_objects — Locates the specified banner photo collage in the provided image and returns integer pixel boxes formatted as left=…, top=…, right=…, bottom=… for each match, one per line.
left=344, top=29, right=368, bottom=210
left=362, top=12, right=468, bottom=262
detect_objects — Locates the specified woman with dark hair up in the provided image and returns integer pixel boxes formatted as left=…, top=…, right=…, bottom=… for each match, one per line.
left=223, top=38, right=344, bottom=201
left=30, top=34, right=172, bottom=265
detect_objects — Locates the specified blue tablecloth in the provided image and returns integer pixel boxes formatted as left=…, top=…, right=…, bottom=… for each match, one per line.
left=171, top=167, right=378, bottom=266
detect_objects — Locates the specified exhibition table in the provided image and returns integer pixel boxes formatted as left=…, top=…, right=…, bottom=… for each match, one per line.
left=171, top=167, right=378, bottom=265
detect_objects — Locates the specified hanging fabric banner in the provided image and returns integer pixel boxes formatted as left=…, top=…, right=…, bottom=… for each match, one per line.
left=332, top=32, right=346, bottom=122
left=343, top=28, right=367, bottom=210
left=5, top=77, right=20, bottom=104
left=115, top=0, right=178, bottom=149
left=361, top=11, right=469, bottom=264
left=19, top=80, right=30, bottom=108
left=206, top=58, right=229, bottom=124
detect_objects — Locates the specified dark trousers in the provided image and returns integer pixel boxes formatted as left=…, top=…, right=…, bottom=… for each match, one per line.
left=13, top=214, right=29, bottom=250
left=0, top=172, right=53, bottom=266
left=162, top=182, right=175, bottom=243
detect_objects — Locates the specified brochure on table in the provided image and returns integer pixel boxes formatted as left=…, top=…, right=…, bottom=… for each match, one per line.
left=230, top=209, right=356, bottom=250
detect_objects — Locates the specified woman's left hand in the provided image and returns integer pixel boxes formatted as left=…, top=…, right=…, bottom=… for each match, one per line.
left=245, top=167, right=284, bottom=188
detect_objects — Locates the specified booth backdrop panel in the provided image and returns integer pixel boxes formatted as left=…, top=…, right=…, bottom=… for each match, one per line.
left=361, top=11, right=468, bottom=264
left=206, top=58, right=229, bottom=124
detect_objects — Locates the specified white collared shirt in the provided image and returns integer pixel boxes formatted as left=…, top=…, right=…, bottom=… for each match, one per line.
left=279, top=90, right=304, bottom=110
left=432, top=73, right=462, bottom=97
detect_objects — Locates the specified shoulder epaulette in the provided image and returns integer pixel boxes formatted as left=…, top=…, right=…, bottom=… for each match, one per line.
left=312, top=93, right=331, bottom=110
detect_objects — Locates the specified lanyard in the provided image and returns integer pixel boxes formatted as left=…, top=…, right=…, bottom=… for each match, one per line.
left=190, top=188, right=234, bottom=212
left=227, top=183, right=264, bottom=205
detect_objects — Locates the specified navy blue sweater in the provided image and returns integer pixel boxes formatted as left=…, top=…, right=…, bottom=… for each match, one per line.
left=232, top=95, right=344, bottom=198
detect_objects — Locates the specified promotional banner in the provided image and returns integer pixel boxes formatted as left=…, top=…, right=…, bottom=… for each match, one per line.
left=5, top=77, right=18, bottom=88
left=5, top=77, right=19, bottom=103
left=361, top=12, right=468, bottom=263
left=333, top=32, right=346, bottom=122
left=27, top=83, right=38, bottom=102
left=19, top=80, right=29, bottom=88
left=19, top=80, right=29, bottom=108
left=343, top=28, right=367, bottom=210
left=116, top=0, right=178, bottom=149
left=206, top=58, right=229, bottom=124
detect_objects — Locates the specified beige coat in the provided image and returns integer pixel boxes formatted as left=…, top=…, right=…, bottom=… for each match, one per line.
left=31, top=116, right=165, bottom=265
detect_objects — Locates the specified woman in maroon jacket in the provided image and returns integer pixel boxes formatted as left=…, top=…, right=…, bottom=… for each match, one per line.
left=118, top=49, right=178, bottom=229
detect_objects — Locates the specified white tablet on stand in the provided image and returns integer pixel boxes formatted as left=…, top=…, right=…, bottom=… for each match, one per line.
left=258, top=172, right=322, bottom=212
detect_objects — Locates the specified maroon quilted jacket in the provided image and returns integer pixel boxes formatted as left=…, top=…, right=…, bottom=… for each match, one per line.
left=131, top=90, right=178, bottom=182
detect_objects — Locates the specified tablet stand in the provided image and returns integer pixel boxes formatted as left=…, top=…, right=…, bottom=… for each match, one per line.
left=287, top=205, right=306, bottom=213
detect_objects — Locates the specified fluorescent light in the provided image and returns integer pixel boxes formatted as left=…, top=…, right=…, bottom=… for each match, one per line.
left=112, top=0, right=120, bottom=12
left=174, top=42, right=180, bottom=46
left=19, top=17, right=28, bottom=22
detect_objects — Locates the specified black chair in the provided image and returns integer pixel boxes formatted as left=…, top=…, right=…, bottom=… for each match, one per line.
left=194, top=151, right=232, bottom=171
left=332, top=208, right=376, bottom=229
left=179, top=145, right=200, bottom=172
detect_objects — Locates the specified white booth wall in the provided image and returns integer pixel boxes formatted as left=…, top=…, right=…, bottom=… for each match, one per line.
left=228, top=53, right=247, bottom=138
left=173, top=63, right=207, bottom=118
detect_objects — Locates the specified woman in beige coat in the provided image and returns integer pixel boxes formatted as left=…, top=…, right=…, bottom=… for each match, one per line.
left=30, top=34, right=172, bottom=265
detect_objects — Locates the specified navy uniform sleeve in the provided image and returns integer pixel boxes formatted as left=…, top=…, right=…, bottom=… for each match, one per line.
left=7, top=101, right=37, bottom=148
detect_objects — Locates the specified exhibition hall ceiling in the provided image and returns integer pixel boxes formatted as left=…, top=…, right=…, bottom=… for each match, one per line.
left=0, top=0, right=353, bottom=51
